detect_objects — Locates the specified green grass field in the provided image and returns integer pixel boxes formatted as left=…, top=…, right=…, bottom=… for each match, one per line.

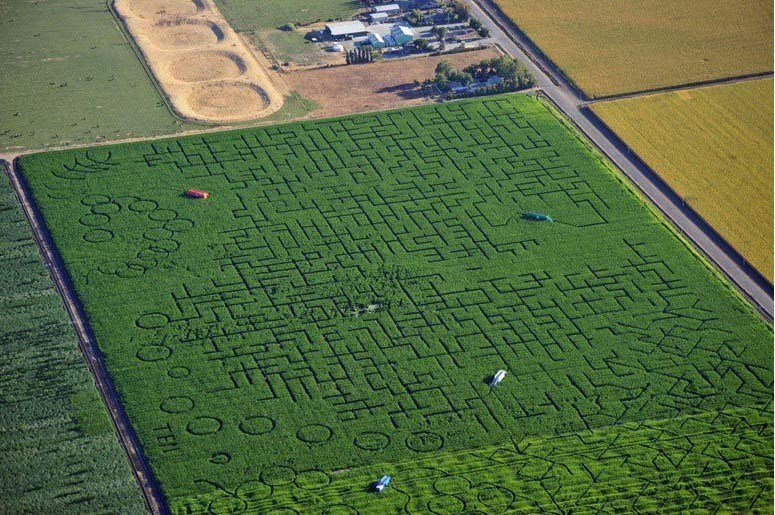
left=0, top=0, right=186, bottom=153
left=215, top=0, right=359, bottom=32
left=593, top=78, right=774, bottom=281
left=0, top=165, right=145, bottom=513
left=18, top=95, right=773, bottom=512
left=492, top=0, right=773, bottom=97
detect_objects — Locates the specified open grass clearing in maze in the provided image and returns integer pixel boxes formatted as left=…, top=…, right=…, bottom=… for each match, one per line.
left=18, top=94, right=772, bottom=510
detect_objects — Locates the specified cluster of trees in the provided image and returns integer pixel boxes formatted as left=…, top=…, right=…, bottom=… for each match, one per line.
left=462, top=56, right=536, bottom=88
left=345, top=48, right=376, bottom=64
left=419, top=55, right=536, bottom=94
left=407, top=0, right=470, bottom=26
left=469, top=17, right=490, bottom=38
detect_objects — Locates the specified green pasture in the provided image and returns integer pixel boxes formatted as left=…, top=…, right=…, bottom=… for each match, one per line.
left=0, top=165, right=144, bottom=513
left=0, top=0, right=184, bottom=153
left=18, top=95, right=773, bottom=512
left=214, top=0, right=360, bottom=31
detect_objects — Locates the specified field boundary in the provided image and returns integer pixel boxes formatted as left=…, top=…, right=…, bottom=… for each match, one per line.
left=5, top=158, right=170, bottom=515
left=473, top=0, right=774, bottom=101
left=106, top=0, right=191, bottom=126
left=536, top=96, right=773, bottom=319
left=582, top=71, right=775, bottom=105
left=473, top=0, right=585, bottom=96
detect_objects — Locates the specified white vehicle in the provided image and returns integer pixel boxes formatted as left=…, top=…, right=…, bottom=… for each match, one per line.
left=489, top=369, right=507, bottom=387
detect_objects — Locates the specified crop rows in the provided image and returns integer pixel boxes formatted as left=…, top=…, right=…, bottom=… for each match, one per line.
left=18, top=95, right=772, bottom=511
left=0, top=166, right=144, bottom=513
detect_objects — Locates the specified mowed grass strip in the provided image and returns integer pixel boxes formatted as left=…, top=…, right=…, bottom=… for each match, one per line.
left=214, top=0, right=360, bottom=32
left=593, top=78, right=774, bottom=281
left=492, top=0, right=773, bottom=97
left=0, top=0, right=185, bottom=152
left=18, top=95, right=772, bottom=509
left=0, top=169, right=144, bottom=513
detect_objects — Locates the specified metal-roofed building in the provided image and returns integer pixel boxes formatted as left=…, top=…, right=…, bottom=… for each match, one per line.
left=373, top=4, right=401, bottom=14
left=325, top=21, right=368, bottom=40
left=390, top=24, right=414, bottom=45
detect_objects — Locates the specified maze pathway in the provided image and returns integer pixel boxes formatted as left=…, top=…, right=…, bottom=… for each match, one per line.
left=18, top=95, right=772, bottom=512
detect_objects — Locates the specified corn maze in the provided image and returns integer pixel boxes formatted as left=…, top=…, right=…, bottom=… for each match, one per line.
left=18, top=95, right=773, bottom=512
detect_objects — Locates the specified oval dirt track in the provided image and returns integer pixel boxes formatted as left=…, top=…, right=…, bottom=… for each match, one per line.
left=113, top=0, right=282, bottom=122
left=168, top=51, right=245, bottom=82
left=129, top=0, right=201, bottom=20
left=186, top=82, right=270, bottom=118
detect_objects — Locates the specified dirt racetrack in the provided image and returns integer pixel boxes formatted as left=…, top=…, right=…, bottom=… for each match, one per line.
left=114, top=0, right=282, bottom=123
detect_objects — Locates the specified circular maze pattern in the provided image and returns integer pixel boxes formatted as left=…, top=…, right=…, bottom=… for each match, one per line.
left=406, top=431, right=444, bottom=453
left=209, top=452, right=231, bottom=465
left=260, top=465, right=297, bottom=486
left=167, top=366, right=191, bottom=379
left=296, top=424, right=333, bottom=444
left=136, top=344, right=172, bottom=362
left=160, top=396, right=195, bottom=413
left=136, top=312, right=170, bottom=329
left=186, top=416, right=223, bottom=436
left=428, top=494, right=466, bottom=514
left=433, top=475, right=472, bottom=495
left=77, top=195, right=193, bottom=278
left=208, top=495, right=247, bottom=514
left=238, top=416, right=276, bottom=436
left=235, top=480, right=271, bottom=502
left=294, top=470, right=331, bottom=490
left=353, top=431, right=390, bottom=451
left=476, top=484, right=515, bottom=510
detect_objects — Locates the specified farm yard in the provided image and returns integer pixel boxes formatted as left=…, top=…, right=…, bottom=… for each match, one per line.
left=0, top=0, right=186, bottom=153
left=592, top=78, right=774, bottom=281
left=18, top=95, right=773, bottom=512
left=285, top=48, right=501, bottom=118
left=491, top=0, right=774, bottom=97
left=0, top=166, right=144, bottom=513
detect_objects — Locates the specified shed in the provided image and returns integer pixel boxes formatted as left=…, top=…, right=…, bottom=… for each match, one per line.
left=185, top=189, right=210, bottom=199
left=369, top=12, right=389, bottom=23
left=373, top=3, right=401, bottom=14
left=325, top=21, right=368, bottom=40
left=390, top=24, right=414, bottom=45
left=367, top=32, right=386, bottom=48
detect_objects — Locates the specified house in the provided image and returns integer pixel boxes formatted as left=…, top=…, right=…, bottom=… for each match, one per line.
left=390, top=24, right=414, bottom=45
left=324, top=21, right=368, bottom=40
left=369, top=12, right=389, bottom=23
left=373, top=3, right=401, bottom=14
left=367, top=32, right=386, bottom=48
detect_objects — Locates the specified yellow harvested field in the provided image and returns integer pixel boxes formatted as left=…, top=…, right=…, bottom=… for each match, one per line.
left=493, top=0, right=773, bottom=98
left=593, top=78, right=773, bottom=281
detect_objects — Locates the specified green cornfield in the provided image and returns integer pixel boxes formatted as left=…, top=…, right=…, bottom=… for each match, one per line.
left=18, top=95, right=773, bottom=512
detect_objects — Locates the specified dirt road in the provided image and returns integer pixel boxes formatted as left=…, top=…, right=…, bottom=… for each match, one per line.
left=465, top=0, right=774, bottom=320
left=3, top=159, right=170, bottom=514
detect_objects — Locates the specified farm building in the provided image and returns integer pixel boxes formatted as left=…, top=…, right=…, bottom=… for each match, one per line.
left=390, top=25, right=414, bottom=45
left=367, top=33, right=386, bottom=48
left=369, top=12, right=389, bottom=23
left=325, top=21, right=368, bottom=40
left=373, top=3, right=401, bottom=14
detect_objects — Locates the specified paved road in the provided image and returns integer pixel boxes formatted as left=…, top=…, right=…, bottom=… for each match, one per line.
left=4, top=160, right=170, bottom=515
left=466, top=0, right=774, bottom=319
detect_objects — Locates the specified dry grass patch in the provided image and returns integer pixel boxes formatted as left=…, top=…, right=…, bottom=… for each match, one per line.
left=493, top=0, right=773, bottom=97
left=593, top=78, right=773, bottom=280
left=285, top=48, right=501, bottom=118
